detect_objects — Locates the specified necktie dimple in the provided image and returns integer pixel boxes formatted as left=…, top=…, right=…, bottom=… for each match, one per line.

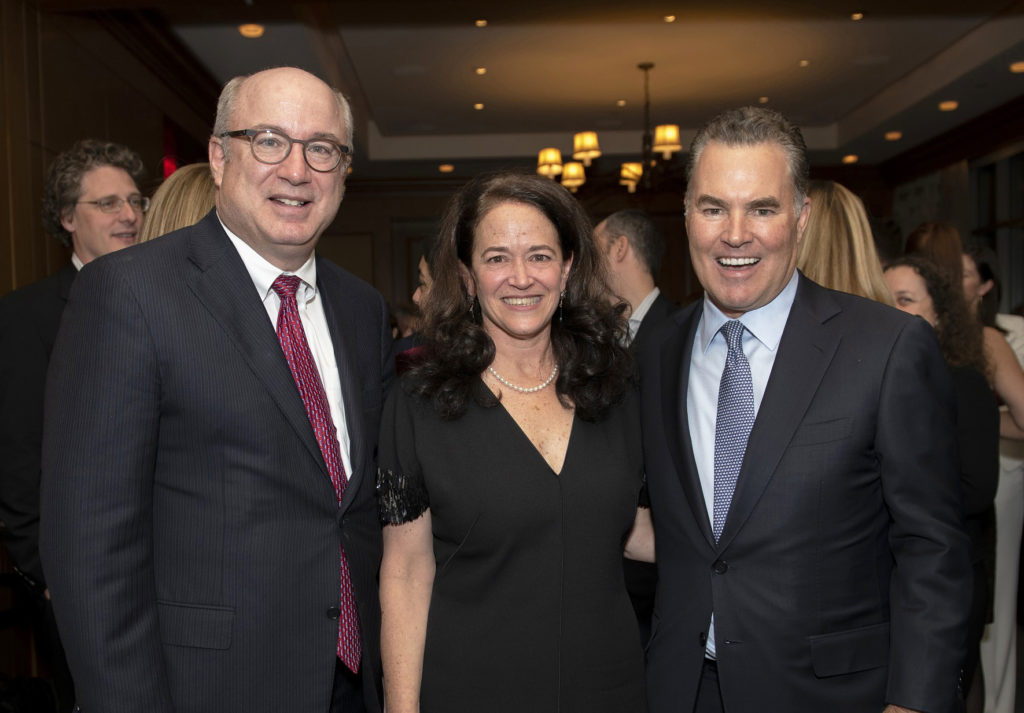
left=271, top=274, right=361, bottom=672
left=712, top=320, right=755, bottom=542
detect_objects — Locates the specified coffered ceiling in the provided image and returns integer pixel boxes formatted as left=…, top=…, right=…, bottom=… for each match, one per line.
left=40, top=0, right=1024, bottom=181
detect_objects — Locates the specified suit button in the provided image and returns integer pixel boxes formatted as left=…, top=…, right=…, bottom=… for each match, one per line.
left=699, top=632, right=707, bottom=646
left=712, top=560, right=728, bottom=575
left=326, top=606, right=341, bottom=619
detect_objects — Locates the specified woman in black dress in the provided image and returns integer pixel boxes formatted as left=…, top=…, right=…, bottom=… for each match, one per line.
left=378, top=172, right=653, bottom=713
left=884, top=255, right=999, bottom=711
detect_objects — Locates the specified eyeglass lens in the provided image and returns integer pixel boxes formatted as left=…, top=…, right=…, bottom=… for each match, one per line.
left=248, top=129, right=344, bottom=171
left=91, top=196, right=150, bottom=213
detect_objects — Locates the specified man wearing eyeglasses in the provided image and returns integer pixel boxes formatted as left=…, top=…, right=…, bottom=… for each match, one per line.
left=40, top=67, right=391, bottom=713
left=0, top=138, right=146, bottom=713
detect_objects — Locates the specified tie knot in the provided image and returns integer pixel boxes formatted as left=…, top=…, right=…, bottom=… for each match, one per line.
left=271, top=274, right=302, bottom=300
left=721, top=320, right=745, bottom=353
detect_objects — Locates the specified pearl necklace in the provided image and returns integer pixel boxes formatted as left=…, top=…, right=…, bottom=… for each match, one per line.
left=487, top=364, right=559, bottom=394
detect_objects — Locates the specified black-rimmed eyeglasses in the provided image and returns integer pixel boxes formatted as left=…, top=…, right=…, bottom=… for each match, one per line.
left=221, top=128, right=351, bottom=173
left=77, top=196, right=150, bottom=214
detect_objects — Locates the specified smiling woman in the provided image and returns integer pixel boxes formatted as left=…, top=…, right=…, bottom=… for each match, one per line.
left=377, top=171, right=652, bottom=713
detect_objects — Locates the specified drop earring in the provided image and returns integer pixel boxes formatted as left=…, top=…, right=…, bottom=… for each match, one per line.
left=559, top=290, right=565, bottom=323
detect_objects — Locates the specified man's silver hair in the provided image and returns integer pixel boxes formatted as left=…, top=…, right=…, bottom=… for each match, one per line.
left=212, top=70, right=355, bottom=161
left=684, top=106, right=809, bottom=216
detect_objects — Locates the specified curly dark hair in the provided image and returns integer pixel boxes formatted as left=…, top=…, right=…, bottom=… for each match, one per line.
left=42, top=139, right=146, bottom=246
left=904, top=221, right=964, bottom=293
left=963, top=241, right=1001, bottom=329
left=885, top=255, right=987, bottom=374
left=410, top=171, right=632, bottom=421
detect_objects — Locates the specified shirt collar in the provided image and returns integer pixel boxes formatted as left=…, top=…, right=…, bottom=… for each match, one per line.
left=697, top=270, right=799, bottom=354
left=219, top=214, right=318, bottom=301
left=629, top=287, right=661, bottom=326
left=71, top=253, right=85, bottom=271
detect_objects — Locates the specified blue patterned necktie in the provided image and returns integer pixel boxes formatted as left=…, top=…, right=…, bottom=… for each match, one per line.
left=713, top=320, right=755, bottom=542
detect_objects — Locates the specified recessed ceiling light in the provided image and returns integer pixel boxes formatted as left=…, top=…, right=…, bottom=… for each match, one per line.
left=238, top=24, right=264, bottom=38
left=758, top=96, right=770, bottom=104
left=1010, top=61, right=1024, bottom=73
left=885, top=131, right=902, bottom=141
left=664, top=15, right=676, bottom=23
left=475, top=67, right=487, bottom=75
left=842, top=154, right=858, bottom=164
left=850, top=12, right=864, bottom=21
left=938, top=100, right=959, bottom=112
left=798, top=59, right=810, bottom=68
left=616, top=99, right=627, bottom=107
left=475, top=19, right=487, bottom=28
left=473, top=103, right=484, bottom=111
left=439, top=164, right=454, bottom=173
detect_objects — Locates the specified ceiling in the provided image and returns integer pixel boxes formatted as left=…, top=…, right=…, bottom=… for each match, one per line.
left=43, top=0, right=1024, bottom=183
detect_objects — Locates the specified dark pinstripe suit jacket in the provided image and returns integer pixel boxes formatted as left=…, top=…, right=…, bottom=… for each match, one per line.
left=40, top=211, right=392, bottom=713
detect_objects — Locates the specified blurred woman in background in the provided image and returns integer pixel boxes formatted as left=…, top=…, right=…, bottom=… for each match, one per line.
left=885, top=255, right=999, bottom=713
left=904, top=221, right=1024, bottom=439
left=796, top=179, right=891, bottom=304
left=962, top=243, right=1024, bottom=713
left=137, top=162, right=215, bottom=242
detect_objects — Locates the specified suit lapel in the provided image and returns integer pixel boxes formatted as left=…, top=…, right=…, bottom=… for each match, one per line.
left=658, top=302, right=715, bottom=546
left=184, top=213, right=329, bottom=478
left=317, top=261, right=366, bottom=510
left=716, top=276, right=842, bottom=550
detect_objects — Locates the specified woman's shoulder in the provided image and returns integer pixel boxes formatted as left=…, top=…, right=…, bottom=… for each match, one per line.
left=995, top=313, right=1024, bottom=367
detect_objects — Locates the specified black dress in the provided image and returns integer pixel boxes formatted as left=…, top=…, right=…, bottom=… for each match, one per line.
left=378, top=380, right=646, bottom=713
left=950, top=365, right=999, bottom=688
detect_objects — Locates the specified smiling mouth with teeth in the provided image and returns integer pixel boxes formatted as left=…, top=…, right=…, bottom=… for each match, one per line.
left=718, top=257, right=760, bottom=267
left=275, top=198, right=308, bottom=207
left=503, top=297, right=542, bottom=306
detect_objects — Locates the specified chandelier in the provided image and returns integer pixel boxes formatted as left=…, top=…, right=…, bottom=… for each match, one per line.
left=536, top=62, right=681, bottom=193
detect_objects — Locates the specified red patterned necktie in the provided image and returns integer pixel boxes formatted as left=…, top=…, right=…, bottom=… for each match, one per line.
left=271, top=274, right=361, bottom=673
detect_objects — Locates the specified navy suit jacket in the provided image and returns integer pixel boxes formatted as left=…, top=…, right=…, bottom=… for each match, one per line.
left=640, top=274, right=970, bottom=713
left=0, top=261, right=75, bottom=590
left=632, top=291, right=677, bottom=357
left=40, top=211, right=393, bottom=713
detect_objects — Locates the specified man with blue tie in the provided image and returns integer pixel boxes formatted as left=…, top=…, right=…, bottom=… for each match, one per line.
left=639, top=106, right=970, bottom=713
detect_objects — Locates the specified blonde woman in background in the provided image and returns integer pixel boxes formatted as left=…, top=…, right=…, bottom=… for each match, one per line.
left=137, top=162, right=215, bottom=242
left=795, top=179, right=892, bottom=304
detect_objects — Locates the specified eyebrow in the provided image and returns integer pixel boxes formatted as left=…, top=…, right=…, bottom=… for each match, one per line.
left=252, top=124, right=343, bottom=143
left=480, top=244, right=557, bottom=254
left=87, top=192, right=142, bottom=200
left=747, top=197, right=782, bottom=210
left=694, top=194, right=727, bottom=209
left=693, top=195, right=782, bottom=211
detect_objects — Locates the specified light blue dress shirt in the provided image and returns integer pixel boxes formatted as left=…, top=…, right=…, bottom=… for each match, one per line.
left=686, top=270, right=799, bottom=658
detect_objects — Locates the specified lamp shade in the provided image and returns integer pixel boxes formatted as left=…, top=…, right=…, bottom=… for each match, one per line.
left=653, top=124, right=682, bottom=159
left=537, top=148, right=563, bottom=177
left=572, top=131, right=601, bottom=167
left=619, top=162, right=643, bottom=193
left=561, top=161, right=585, bottom=191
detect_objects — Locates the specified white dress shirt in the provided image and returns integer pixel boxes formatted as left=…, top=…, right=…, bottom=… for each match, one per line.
left=627, top=287, right=662, bottom=343
left=221, top=217, right=353, bottom=477
left=687, top=270, right=799, bottom=658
